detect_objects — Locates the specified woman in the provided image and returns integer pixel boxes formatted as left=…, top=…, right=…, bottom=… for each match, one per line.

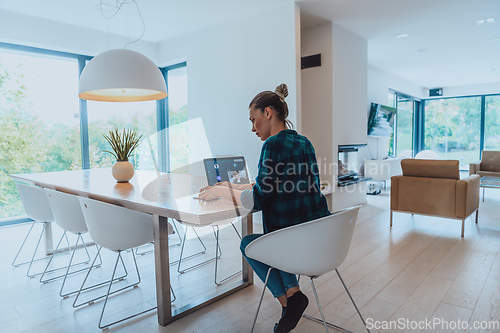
left=199, top=83, right=330, bottom=333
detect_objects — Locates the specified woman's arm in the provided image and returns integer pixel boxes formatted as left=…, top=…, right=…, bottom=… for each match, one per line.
left=200, top=181, right=254, bottom=192
left=198, top=185, right=244, bottom=206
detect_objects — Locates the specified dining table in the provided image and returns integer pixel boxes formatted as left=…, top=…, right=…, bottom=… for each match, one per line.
left=10, top=167, right=254, bottom=326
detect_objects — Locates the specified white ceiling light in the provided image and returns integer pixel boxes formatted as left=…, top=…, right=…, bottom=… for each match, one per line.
left=396, top=33, right=409, bottom=39
left=477, top=17, right=495, bottom=25
left=79, top=49, right=166, bottom=102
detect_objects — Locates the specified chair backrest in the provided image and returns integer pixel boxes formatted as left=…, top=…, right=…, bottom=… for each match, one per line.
left=16, top=183, right=53, bottom=223
left=481, top=150, right=500, bottom=172
left=78, top=197, right=153, bottom=251
left=401, top=159, right=459, bottom=180
left=244, top=206, right=360, bottom=277
left=44, top=189, right=87, bottom=234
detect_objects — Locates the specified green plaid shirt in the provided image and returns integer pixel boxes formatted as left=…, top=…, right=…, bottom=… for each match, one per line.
left=252, top=129, right=330, bottom=233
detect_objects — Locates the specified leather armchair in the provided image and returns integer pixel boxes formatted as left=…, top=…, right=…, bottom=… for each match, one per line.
left=470, top=150, right=500, bottom=177
left=391, top=159, right=480, bottom=238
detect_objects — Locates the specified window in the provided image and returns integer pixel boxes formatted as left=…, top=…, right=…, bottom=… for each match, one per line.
left=166, top=65, right=188, bottom=170
left=87, top=101, right=158, bottom=170
left=0, top=48, right=81, bottom=219
left=0, top=43, right=187, bottom=223
left=424, top=97, right=481, bottom=168
left=395, top=95, right=415, bottom=157
left=485, top=96, right=500, bottom=151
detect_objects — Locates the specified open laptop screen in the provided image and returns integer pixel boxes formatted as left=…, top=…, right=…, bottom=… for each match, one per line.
left=203, top=157, right=249, bottom=186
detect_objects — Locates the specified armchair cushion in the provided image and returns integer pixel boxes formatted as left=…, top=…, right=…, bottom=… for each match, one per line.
left=480, top=151, right=500, bottom=172
left=401, top=159, right=460, bottom=180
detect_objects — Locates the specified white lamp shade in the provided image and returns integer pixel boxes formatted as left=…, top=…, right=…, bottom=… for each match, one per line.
left=79, top=49, right=167, bottom=102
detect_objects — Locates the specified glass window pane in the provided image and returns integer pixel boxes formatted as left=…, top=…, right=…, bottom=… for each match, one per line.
left=424, top=97, right=481, bottom=168
left=0, top=49, right=80, bottom=219
left=167, top=66, right=188, bottom=170
left=396, top=98, right=414, bottom=157
left=485, top=96, right=500, bottom=151
left=87, top=101, right=157, bottom=170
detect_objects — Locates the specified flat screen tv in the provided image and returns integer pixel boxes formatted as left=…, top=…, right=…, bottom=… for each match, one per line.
left=367, top=103, right=396, bottom=137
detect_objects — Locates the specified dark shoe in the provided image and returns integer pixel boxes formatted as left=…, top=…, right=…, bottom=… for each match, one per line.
left=274, top=291, right=309, bottom=332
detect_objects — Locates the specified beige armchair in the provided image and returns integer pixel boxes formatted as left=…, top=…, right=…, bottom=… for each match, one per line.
left=391, top=159, right=480, bottom=238
left=470, top=150, right=500, bottom=201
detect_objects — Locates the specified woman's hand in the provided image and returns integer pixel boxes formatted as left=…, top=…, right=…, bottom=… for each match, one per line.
left=198, top=185, right=244, bottom=206
left=198, top=185, right=230, bottom=201
left=199, top=181, right=253, bottom=193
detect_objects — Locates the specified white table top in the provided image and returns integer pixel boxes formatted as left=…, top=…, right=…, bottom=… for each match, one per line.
left=11, top=168, right=251, bottom=225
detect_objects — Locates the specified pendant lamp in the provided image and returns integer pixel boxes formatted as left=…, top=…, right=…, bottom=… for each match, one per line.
left=79, top=49, right=166, bottom=102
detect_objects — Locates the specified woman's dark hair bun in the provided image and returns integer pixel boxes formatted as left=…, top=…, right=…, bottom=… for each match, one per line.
left=274, top=83, right=288, bottom=101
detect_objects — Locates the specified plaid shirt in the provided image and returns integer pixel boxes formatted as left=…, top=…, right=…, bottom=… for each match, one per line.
left=252, top=129, right=330, bottom=233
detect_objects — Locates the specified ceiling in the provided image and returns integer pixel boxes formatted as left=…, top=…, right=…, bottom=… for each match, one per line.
left=1, top=0, right=499, bottom=89
left=0, top=0, right=289, bottom=43
left=299, top=0, right=500, bottom=88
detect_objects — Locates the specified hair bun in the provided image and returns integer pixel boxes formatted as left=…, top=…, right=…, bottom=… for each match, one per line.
left=274, top=83, right=288, bottom=101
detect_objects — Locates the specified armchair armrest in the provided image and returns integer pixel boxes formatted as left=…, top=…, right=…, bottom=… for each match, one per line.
left=456, top=175, right=480, bottom=218
left=469, top=162, right=481, bottom=175
left=390, top=175, right=403, bottom=210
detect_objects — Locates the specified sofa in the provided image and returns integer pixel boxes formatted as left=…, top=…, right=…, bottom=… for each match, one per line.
left=391, top=159, right=480, bottom=238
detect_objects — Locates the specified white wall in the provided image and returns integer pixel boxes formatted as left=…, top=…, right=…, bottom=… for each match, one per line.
left=332, top=24, right=368, bottom=147
left=156, top=3, right=299, bottom=178
left=300, top=21, right=368, bottom=211
left=438, top=81, right=500, bottom=98
left=301, top=22, right=333, bottom=183
left=0, top=9, right=157, bottom=60
left=331, top=23, right=368, bottom=211
left=368, top=65, right=425, bottom=104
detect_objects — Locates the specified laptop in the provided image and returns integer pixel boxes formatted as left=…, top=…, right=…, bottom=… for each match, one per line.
left=203, top=156, right=250, bottom=186
left=193, top=156, right=249, bottom=199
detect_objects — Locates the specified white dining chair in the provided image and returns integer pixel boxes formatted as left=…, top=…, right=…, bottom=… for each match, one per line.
left=13, top=183, right=58, bottom=277
left=40, top=189, right=113, bottom=297
left=75, top=197, right=175, bottom=329
left=245, top=206, right=370, bottom=333
left=177, top=218, right=242, bottom=285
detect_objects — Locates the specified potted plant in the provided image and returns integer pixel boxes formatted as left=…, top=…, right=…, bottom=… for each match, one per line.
left=103, top=128, right=142, bottom=183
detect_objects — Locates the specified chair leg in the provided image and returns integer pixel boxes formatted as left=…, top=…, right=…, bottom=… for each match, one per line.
left=26, top=222, right=47, bottom=278
left=40, top=233, right=99, bottom=284
left=97, top=250, right=156, bottom=330
left=482, top=187, right=485, bottom=202
left=12, top=222, right=36, bottom=267
left=390, top=210, right=393, bottom=228
left=303, top=270, right=371, bottom=333
left=336, top=269, right=370, bottom=333
left=475, top=209, right=479, bottom=224
left=251, top=268, right=272, bottom=333
left=72, top=247, right=130, bottom=308
left=461, top=219, right=465, bottom=238
left=214, top=223, right=242, bottom=285
left=310, top=278, right=329, bottom=333
left=177, top=226, right=219, bottom=274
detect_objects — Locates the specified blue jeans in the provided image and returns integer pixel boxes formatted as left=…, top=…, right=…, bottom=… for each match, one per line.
left=240, top=234, right=299, bottom=298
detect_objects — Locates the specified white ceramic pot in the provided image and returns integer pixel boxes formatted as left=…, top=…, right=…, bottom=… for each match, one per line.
left=112, top=161, right=134, bottom=183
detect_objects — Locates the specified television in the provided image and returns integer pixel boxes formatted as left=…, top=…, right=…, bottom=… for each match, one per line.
left=367, top=103, right=396, bottom=137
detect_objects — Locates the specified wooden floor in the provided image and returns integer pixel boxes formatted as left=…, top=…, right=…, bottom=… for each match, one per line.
left=1, top=188, right=499, bottom=333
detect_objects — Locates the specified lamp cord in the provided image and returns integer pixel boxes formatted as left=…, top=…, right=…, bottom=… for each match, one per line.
left=99, top=0, right=145, bottom=48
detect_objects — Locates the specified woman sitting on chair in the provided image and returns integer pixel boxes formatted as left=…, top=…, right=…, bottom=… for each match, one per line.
left=199, top=83, right=330, bottom=333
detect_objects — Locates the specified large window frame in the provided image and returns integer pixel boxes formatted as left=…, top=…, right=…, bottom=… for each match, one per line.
left=422, top=93, right=500, bottom=167
left=0, top=42, right=186, bottom=225
left=390, top=90, right=499, bottom=167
